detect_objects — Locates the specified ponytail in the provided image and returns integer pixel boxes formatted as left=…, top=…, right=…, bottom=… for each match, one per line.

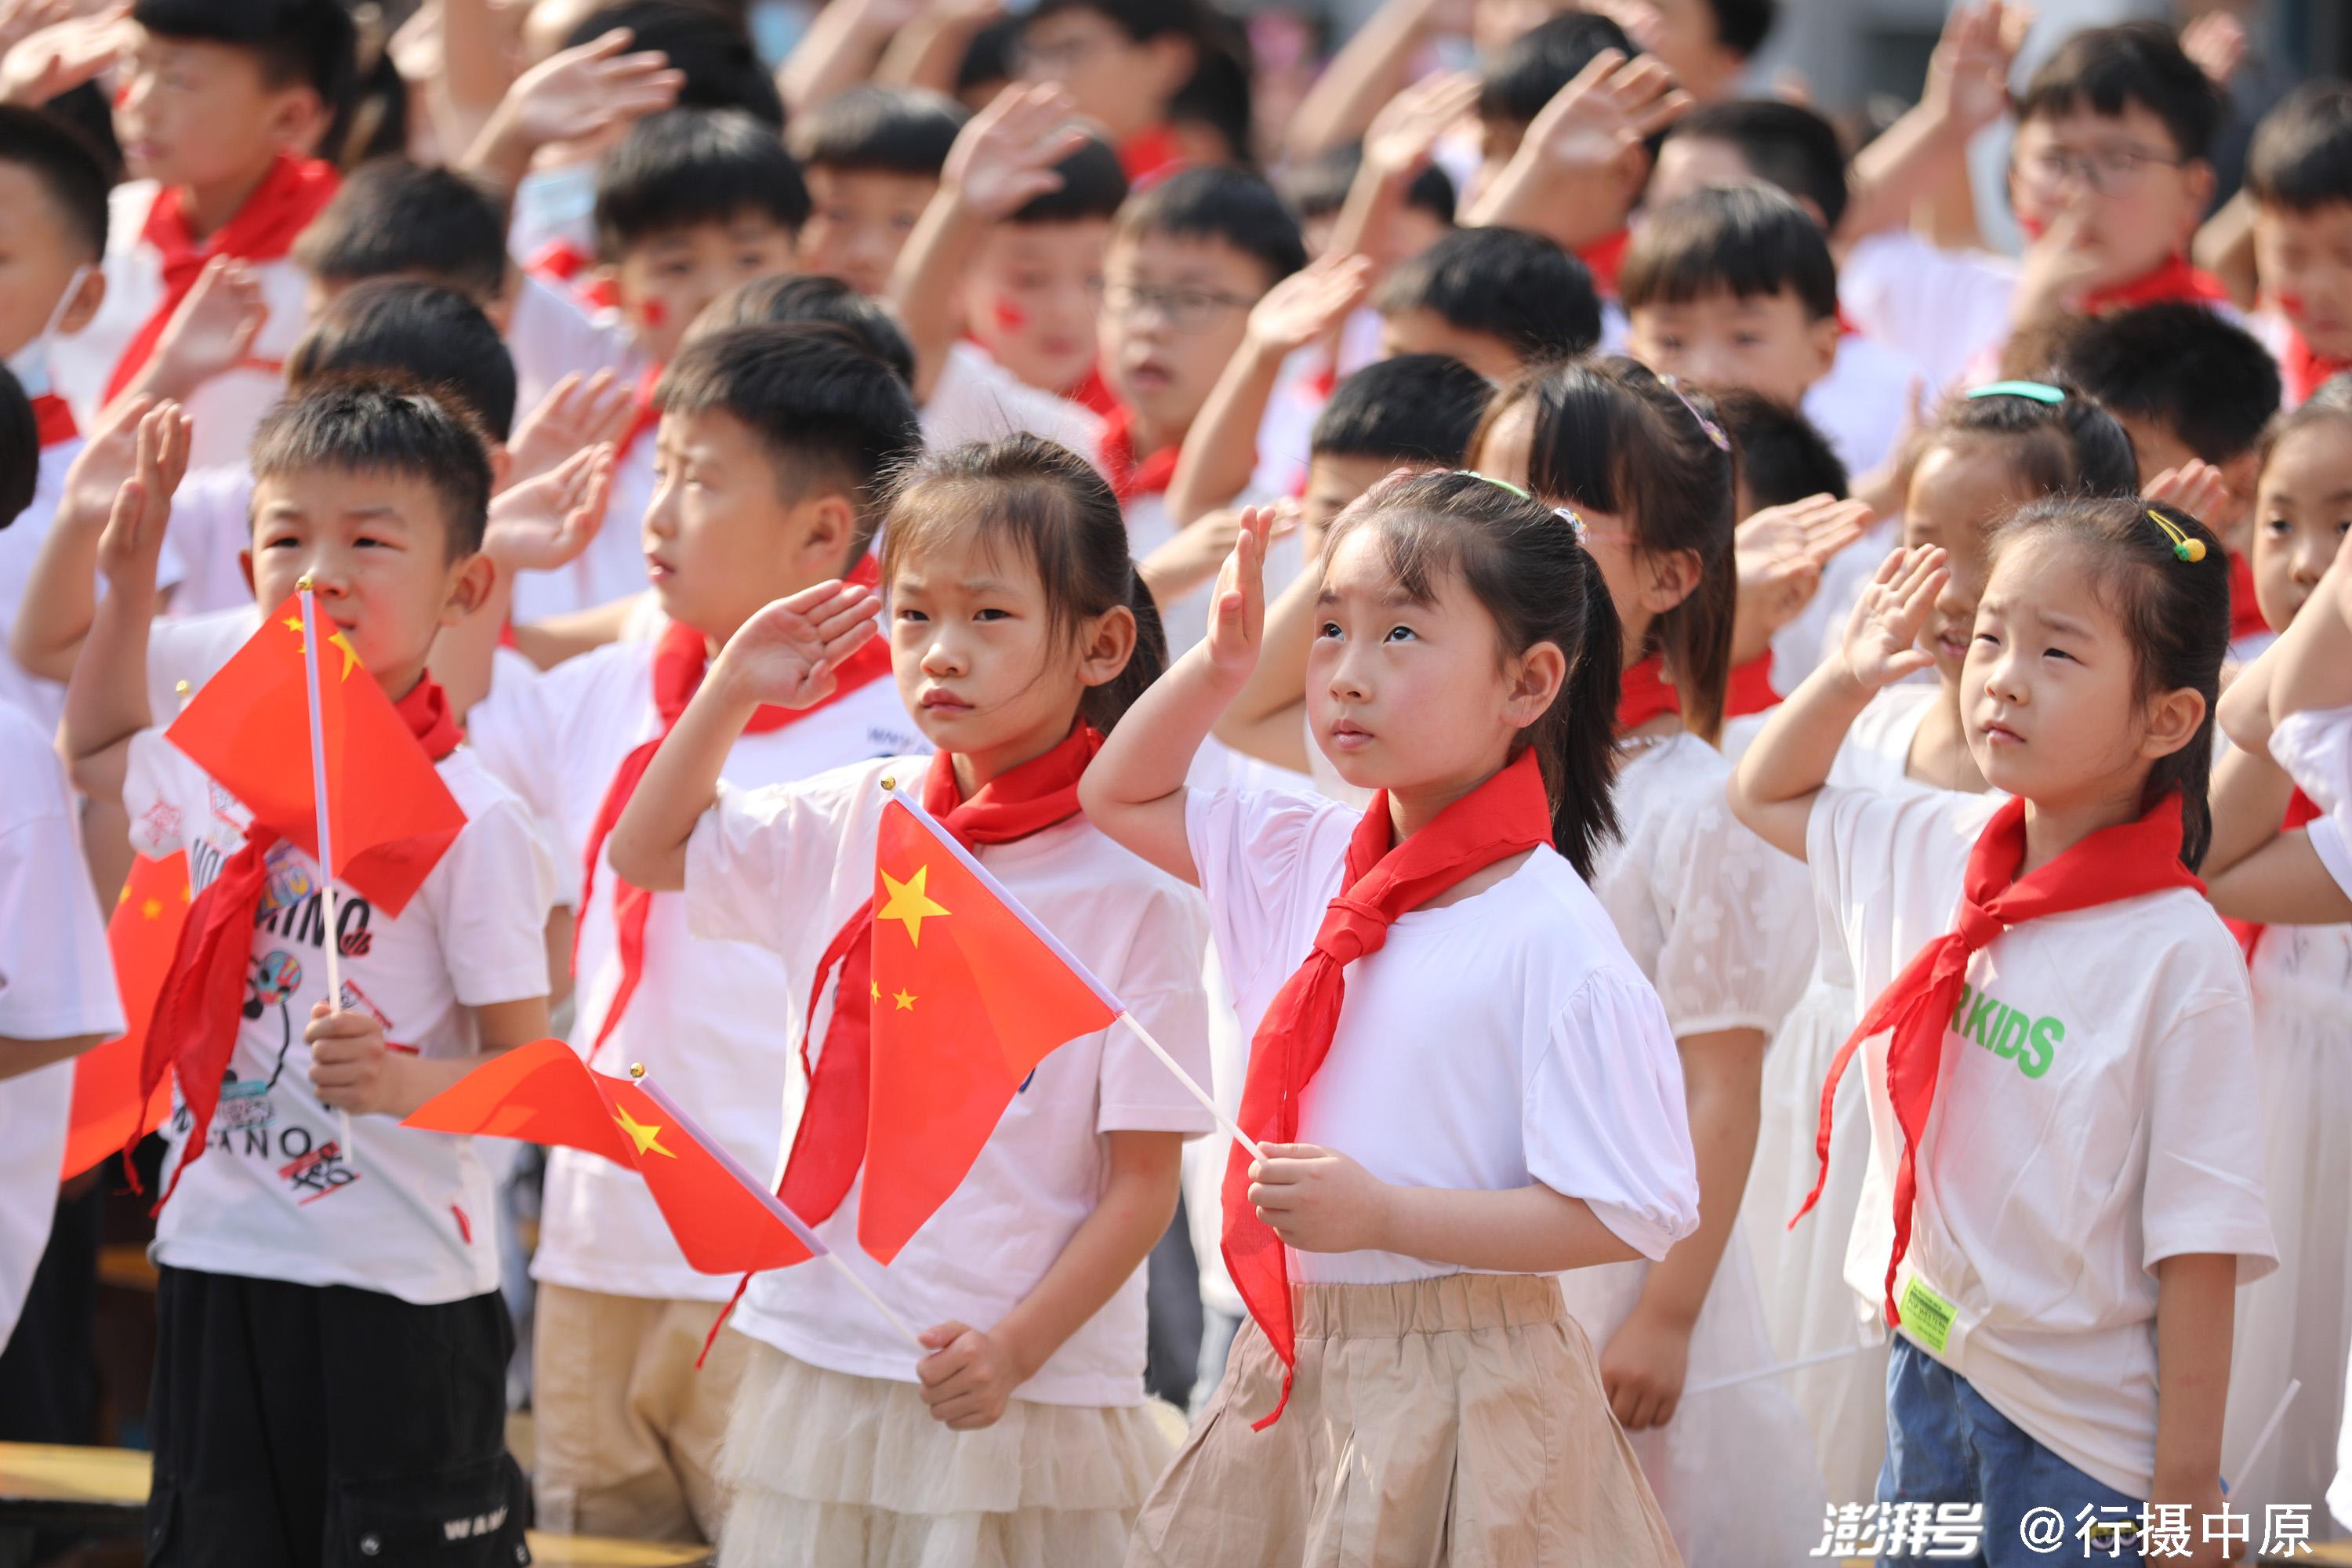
left=1537, top=537, right=1625, bottom=877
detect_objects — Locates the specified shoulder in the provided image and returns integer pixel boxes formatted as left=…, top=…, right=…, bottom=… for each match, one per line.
left=437, top=748, right=543, bottom=833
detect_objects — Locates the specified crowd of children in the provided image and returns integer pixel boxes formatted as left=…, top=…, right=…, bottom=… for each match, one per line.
left=2, top=0, right=2352, bottom=1563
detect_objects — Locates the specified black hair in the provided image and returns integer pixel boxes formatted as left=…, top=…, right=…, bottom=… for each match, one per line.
left=880, top=434, right=1167, bottom=734
left=1988, top=497, right=2228, bottom=867
left=786, top=84, right=967, bottom=176
left=0, top=105, right=109, bottom=259
left=1312, top=354, right=1492, bottom=466
left=1024, top=0, right=1204, bottom=45
left=956, top=16, right=1022, bottom=99
left=1479, top=10, right=1636, bottom=126
left=285, top=279, right=517, bottom=441
left=1007, top=132, right=1129, bottom=226
left=2247, top=81, right=2352, bottom=213
left=1715, top=391, right=1846, bottom=506
left=2044, top=303, right=2281, bottom=466
left=250, top=378, right=493, bottom=559
left=2016, top=21, right=2221, bottom=164
left=1486, top=356, right=1737, bottom=742
left=292, top=158, right=506, bottom=305
left=1373, top=226, right=1601, bottom=364
left=1621, top=184, right=1839, bottom=321
left=596, top=108, right=811, bottom=260
left=697, top=274, right=918, bottom=389
left=1919, top=383, right=2140, bottom=502
left=1666, top=98, right=1849, bottom=232
left=131, top=0, right=356, bottom=154
left=1706, top=0, right=1777, bottom=58
left=1166, top=16, right=1254, bottom=167
left=1324, top=470, right=1624, bottom=876
left=564, top=2, right=785, bottom=126
left=655, top=321, right=926, bottom=564
left=1110, top=165, right=1307, bottom=289
left=0, top=366, right=34, bottom=527
left=1280, top=141, right=1454, bottom=227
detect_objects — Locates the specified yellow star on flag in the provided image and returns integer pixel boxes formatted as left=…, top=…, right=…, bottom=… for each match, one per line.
left=870, top=980, right=880, bottom=1000
left=141, top=898, right=164, bottom=920
left=612, top=1103, right=674, bottom=1158
left=892, top=989, right=916, bottom=1011
left=285, top=614, right=362, bottom=680
left=876, top=864, right=949, bottom=947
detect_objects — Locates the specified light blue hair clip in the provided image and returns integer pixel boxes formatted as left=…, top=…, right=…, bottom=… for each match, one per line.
left=1660, top=376, right=1733, bottom=453
left=1455, top=470, right=1588, bottom=541
left=1966, top=380, right=2067, bottom=405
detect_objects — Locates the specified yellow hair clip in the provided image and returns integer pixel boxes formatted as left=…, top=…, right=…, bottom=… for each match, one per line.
left=2148, top=510, right=2207, bottom=563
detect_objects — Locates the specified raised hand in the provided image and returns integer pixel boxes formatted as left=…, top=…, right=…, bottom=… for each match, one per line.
left=58, top=393, right=157, bottom=535
left=1840, top=545, right=1947, bottom=690
left=713, top=579, right=883, bottom=710
left=2180, top=9, right=2245, bottom=88
left=1922, top=0, right=2025, bottom=140
left=0, top=1, right=124, bottom=107
left=1736, top=495, right=1875, bottom=636
left=943, top=82, right=1086, bottom=220
left=1244, top=253, right=1375, bottom=358
left=1204, top=506, right=1281, bottom=685
left=506, top=369, right=638, bottom=490
left=147, top=257, right=268, bottom=397
left=93, top=401, right=191, bottom=600
left=1520, top=46, right=1691, bottom=180
left=2143, top=460, right=2232, bottom=531
left=492, top=27, right=681, bottom=157
left=485, top=443, right=615, bottom=575
left=1360, top=68, right=1479, bottom=180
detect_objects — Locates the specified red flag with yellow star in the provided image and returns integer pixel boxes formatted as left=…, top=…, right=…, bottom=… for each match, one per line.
left=859, top=789, right=1123, bottom=1264
left=61, top=851, right=188, bottom=1178
left=163, top=593, right=463, bottom=916
left=403, top=1039, right=822, bottom=1276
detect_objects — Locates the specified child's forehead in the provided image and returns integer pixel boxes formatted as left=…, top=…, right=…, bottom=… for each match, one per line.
left=252, top=464, right=444, bottom=528
left=2257, top=198, right=2352, bottom=238
left=2017, top=99, right=2184, bottom=154
left=1106, top=227, right=1270, bottom=289
left=626, top=211, right=798, bottom=256
left=804, top=165, right=942, bottom=203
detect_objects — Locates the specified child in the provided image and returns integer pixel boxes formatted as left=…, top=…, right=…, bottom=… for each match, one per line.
left=1639, top=0, right=1776, bottom=106
left=1729, top=506, right=2274, bottom=1557
left=1472, top=358, right=1826, bottom=1563
left=0, top=105, right=112, bottom=728
left=453, top=323, right=930, bottom=1545
left=787, top=85, right=966, bottom=299
left=1279, top=141, right=1454, bottom=270
left=2245, top=82, right=2352, bottom=407
left=1087, top=474, right=1697, bottom=1566
left=61, top=384, right=556, bottom=1564
left=289, top=158, right=513, bottom=334
left=50, top=0, right=356, bottom=470
left=602, top=434, right=1211, bottom=1564
left=1014, top=0, right=1210, bottom=183
left=1739, top=381, right=2135, bottom=1506
left=1370, top=223, right=1602, bottom=383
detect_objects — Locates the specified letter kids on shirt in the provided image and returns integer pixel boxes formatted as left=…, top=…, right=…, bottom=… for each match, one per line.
left=1083, top=476, right=1699, bottom=1566
left=60, top=384, right=554, bottom=1565
left=455, top=323, right=929, bottom=1544
left=601, top=434, right=1212, bottom=1566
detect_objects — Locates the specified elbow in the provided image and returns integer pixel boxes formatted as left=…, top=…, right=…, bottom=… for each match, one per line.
left=1722, top=768, right=1763, bottom=837
left=9, top=625, right=74, bottom=684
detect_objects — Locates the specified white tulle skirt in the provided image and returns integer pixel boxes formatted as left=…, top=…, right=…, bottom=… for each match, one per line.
left=1743, top=974, right=1889, bottom=1505
left=1556, top=1244, right=1828, bottom=1566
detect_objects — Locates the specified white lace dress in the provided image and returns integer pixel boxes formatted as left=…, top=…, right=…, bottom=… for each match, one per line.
left=1566, top=732, right=1827, bottom=1567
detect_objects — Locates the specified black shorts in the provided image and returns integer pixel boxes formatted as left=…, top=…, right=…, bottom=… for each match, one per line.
left=146, top=1265, right=529, bottom=1568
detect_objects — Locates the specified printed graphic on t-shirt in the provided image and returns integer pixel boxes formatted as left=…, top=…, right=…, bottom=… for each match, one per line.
left=1945, top=981, right=2063, bottom=1080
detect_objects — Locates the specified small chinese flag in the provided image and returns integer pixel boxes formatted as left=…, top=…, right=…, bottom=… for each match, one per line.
left=404, top=1039, right=822, bottom=1276
left=859, top=791, right=1122, bottom=1264
left=61, top=852, right=188, bottom=1178
left=164, top=593, right=463, bottom=916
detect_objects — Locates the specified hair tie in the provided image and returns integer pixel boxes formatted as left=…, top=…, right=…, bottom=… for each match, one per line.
left=1661, top=376, right=1732, bottom=453
left=1454, top=470, right=1591, bottom=542
left=1967, top=380, right=2067, bottom=405
left=2147, top=509, right=2207, bottom=562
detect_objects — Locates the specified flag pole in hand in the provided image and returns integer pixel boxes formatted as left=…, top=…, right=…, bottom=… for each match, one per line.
left=296, top=578, right=355, bottom=1170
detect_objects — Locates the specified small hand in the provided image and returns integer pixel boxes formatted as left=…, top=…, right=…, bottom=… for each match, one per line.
left=0, top=0, right=80, bottom=64
left=915, top=1320, right=1026, bottom=1429
left=93, top=401, right=190, bottom=599
left=1246, top=254, right=1375, bottom=358
left=506, top=369, right=638, bottom=490
left=307, top=1004, right=403, bottom=1116
left=1203, top=506, right=1282, bottom=685
left=2180, top=9, right=2245, bottom=88
left=1599, top=1305, right=1694, bottom=1431
left=2143, top=461, right=2232, bottom=532
left=0, top=1, right=123, bottom=107
left=2012, top=201, right=2119, bottom=325
left=1247, top=1142, right=1392, bottom=1254
left=944, top=82, right=1085, bottom=221
left=1736, top=495, right=1875, bottom=636
left=150, top=257, right=268, bottom=396
left=713, top=579, right=884, bottom=709
left=485, top=443, right=614, bottom=574
left=499, top=27, right=681, bottom=153
left=1922, top=0, right=2024, bottom=140
left=1521, top=47, right=1691, bottom=179
left=59, top=393, right=156, bottom=534
left=1839, top=545, right=1947, bottom=691
left=1360, top=69, right=1479, bottom=180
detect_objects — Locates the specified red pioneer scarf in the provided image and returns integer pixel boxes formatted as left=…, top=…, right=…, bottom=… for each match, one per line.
left=1222, top=747, right=1553, bottom=1427
left=1118, top=123, right=1185, bottom=187
left=1616, top=652, right=1778, bottom=731
left=1792, top=793, right=2203, bottom=1324
left=610, top=362, right=666, bottom=468
left=2283, top=328, right=2350, bottom=406
left=103, top=153, right=339, bottom=405
left=1579, top=227, right=1632, bottom=299
left=32, top=394, right=76, bottom=448
left=2079, top=252, right=2230, bottom=316
left=575, top=608, right=895, bottom=1060
left=1099, top=405, right=1180, bottom=503
left=142, top=675, right=461, bottom=1213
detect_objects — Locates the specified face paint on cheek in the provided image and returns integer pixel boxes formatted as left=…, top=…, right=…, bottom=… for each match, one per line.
left=991, top=296, right=1029, bottom=332
left=641, top=298, right=669, bottom=327
left=2017, top=212, right=2047, bottom=241
left=2274, top=290, right=2307, bottom=316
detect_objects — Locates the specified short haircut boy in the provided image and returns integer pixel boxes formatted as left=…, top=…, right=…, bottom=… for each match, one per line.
left=1373, top=226, right=1601, bottom=364
left=596, top=108, right=812, bottom=261
left=1664, top=99, right=1849, bottom=232
left=1111, top=165, right=1309, bottom=289
left=2016, top=21, right=2221, bottom=165
left=2044, top=301, right=2281, bottom=468
left=1479, top=10, right=1636, bottom=128
left=654, top=321, right=927, bottom=557
left=285, top=278, right=519, bottom=441
left=2246, top=80, right=2352, bottom=213
left=786, top=85, right=967, bottom=178
left=1621, top=183, right=1838, bottom=324
left=1281, top=142, right=1454, bottom=230
left=563, top=1, right=785, bottom=127
left=1311, top=353, right=1492, bottom=467
left=1715, top=389, right=1847, bottom=508
left=0, top=105, right=109, bottom=261
left=292, top=158, right=507, bottom=307
left=252, top=378, right=494, bottom=557
left=1707, top=0, right=1777, bottom=60
left=699, top=274, right=918, bottom=389
left=1009, top=131, right=1129, bottom=227
left=130, top=0, right=357, bottom=145
left=0, top=367, right=35, bottom=524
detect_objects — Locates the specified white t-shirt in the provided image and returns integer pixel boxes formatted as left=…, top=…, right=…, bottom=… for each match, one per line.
left=1809, top=785, right=2276, bottom=1499
left=0, top=437, right=85, bottom=729
left=1803, top=330, right=1925, bottom=481
left=922, top=343, right=1103, bottom=471
left=122, top=731, right=557, bottom=1304
left=1838, top=231, right=2018, bottom=401
left=1185, top=785, right=1700, bottom=1284
left=506, top=270, right=644, bottom=448
left=465, top=645, right=927, bottom=1303
left=49, top=182, right=311, bottom=473
left=0, top=707, right=124, bottom=1348
left=146, top=604, right=263, bottom=724
left=2272, top=704, right=2352, bottom=899
left=686, top=757, right=1215, bottom=1406
left=157, top=464, right=256, bottom=619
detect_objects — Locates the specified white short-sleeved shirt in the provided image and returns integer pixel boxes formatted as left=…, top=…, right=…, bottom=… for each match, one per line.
left=466, top=646, right=927, bottom=1302
left=1838, top=232, right=2018, bottom=401
left=2272, top=704, right=2352, bottom=899
left=0, top=437, right=85, bottom=729
left=506, top=270, right=644, bottom=445
left=0, top=708, right=125, bottom=1348
left=122, top=731, right=557, bottom=1304
left=686, top=757, right=1214, bottom=1405
left=1803, top=331, right=1926, bottom=482
left=1592, top=734, right=1813, bottom=1040
left=1186, top=786, right=1700, bottom=1283
left=1809, top=785, right=2276, bottom=1499
left=922, top=344, right=1104, bottom=471
left=146, top=604, right=263, bottom=724
left=158, top=465, right=256, bottom=618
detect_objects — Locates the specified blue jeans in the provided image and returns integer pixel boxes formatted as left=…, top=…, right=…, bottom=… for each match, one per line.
left=1880, top=1338, right=2145, bottom=1566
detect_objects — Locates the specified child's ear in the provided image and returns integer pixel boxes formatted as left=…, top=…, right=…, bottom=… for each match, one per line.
left=239, top=547, right=256, bottom=596
left=269, top=84, right=330, bottom=157
left=441, top=550, right=498, bottom=627
left=1639, top=546, right=1704, bottom=618
left=1806, top=314, right=1841, bottom=381
left=1504, top=638, right=1567, bottom=727
left=788, top=491, right=858, bottom=578
left=2138, top=683, right=2208, bottom=763
left=1142, top=32, right=1198, bottom=100
left=2178, top=160, right=2218, bottom=245
left=1076, top=604, right=1139, bottom=690
left=486, top=443, right=514, bottom=495
left=59, top=267, right=107, bottom=336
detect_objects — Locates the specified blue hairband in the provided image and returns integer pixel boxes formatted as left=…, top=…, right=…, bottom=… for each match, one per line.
left=1967, top=380, right=2067, bottom=405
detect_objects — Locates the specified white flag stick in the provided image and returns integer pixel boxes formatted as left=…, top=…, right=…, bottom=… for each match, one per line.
left=296, top=583, right=355, bottom=1170
left=1682, top=1342, right=1872, bottom=1398
left=1114, top=1012, right=1263, bottom=1163
left=2229, top=1378, right=2300, bottom=1490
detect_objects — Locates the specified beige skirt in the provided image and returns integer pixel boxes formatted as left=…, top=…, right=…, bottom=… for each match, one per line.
left=715, top=1335, right=1174, bottom=1568
left=1127, top=1273, right=1684, bottom=1568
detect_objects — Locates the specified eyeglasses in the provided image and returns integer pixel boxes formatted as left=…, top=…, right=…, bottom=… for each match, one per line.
left=2015, top=143, right=2187, bottom=197
left=1091, top=280, right=1258, bottom=334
